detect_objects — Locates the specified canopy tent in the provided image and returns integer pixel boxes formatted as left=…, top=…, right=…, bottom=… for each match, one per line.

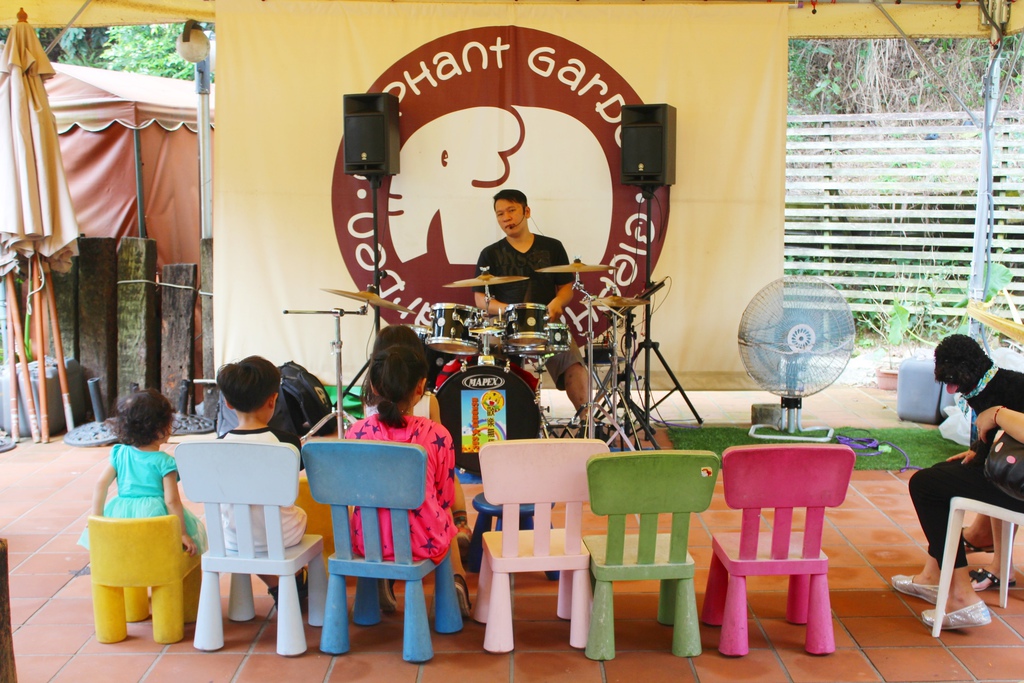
left=1, top=0, right=1020, bottom=37
left=45, top=62, right=213, bottom=268
left=1, top=0, right=1019, bottom=390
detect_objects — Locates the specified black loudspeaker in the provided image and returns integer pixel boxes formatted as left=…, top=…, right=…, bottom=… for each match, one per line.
left=620, top=104, right=676, bottom=187
left=343, top=93, right=400, bottom=176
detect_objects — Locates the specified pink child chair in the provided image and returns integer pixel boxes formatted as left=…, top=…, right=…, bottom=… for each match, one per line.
left=472, top=439, right=609, bottom=653
left=701, top=443, right=855, bottom=656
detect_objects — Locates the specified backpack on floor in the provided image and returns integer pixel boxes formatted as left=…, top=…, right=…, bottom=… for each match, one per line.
left=279, top=361, right=336, bottom=437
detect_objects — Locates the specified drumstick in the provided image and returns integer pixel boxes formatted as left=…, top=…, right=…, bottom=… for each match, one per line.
left=6, top=272, right=40, bottom=443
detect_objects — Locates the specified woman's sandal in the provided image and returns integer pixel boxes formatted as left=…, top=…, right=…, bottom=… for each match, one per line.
left=964, top=538, right=995, bottom=553
left=970, top=568, right=1017, bottom=592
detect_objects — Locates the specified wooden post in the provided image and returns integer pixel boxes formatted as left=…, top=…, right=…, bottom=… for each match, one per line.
left=161, top=264, right=197, bottom=402
left=200, top=238, right=218, bottom=419
left=0, top=538, right=17, bottom=683
left=50, top=255, right=78, bottom=363
left=78, top=238, right=118, bottom=416
left=117, top=238, right=159, bottom=398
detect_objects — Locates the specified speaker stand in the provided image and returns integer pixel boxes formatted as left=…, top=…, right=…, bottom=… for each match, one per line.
left=635, top=186, right=702, bottom=433
left=341, top=174, right=386, bottom=401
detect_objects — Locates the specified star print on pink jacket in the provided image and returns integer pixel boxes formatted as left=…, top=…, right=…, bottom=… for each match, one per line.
left=345, top=414, right=457, bottom=564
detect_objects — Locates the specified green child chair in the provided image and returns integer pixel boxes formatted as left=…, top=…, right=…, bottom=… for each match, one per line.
left=582, top=450, right=720, bottom=660
left=87, top=514, right=202, bottom=644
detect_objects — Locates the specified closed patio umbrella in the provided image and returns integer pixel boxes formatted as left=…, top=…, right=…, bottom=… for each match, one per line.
left=0, top=8, right=79, bottom=265
left=1, top=8, right=81, bottom=443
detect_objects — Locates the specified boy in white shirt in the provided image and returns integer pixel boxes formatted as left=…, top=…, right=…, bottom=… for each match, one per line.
left=217, top=356, right=308, bottom=606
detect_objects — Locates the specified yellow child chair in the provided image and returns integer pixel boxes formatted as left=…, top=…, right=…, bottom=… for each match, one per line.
left=87, top=514, right=202, bottom=644
left=298, top=472, right=335, bottom=562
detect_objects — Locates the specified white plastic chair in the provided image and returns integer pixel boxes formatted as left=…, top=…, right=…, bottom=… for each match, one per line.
left=932, top=496, right=1023, bottom=638
left=175, top=441, right=327, bottom=656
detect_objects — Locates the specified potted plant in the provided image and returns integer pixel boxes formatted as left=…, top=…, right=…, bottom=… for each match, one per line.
left=874, top=302, right=909, bottom=390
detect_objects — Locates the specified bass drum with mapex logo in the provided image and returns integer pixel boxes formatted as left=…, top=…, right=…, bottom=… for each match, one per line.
left=436, top=363, right=540, bottom=474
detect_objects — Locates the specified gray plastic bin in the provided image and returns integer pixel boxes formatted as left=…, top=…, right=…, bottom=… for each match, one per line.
left=896, top=356, right=955, bottom=425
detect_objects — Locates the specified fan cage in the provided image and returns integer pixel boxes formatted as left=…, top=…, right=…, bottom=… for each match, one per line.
left=738, top=276, right=855, bottom=398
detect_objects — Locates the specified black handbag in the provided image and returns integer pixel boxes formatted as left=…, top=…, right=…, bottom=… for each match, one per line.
left=985, top=429, right=1024, bottom=501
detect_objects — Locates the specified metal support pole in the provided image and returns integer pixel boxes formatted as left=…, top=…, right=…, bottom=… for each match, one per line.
left=132, top=129, right=147, bottom=238
left=196, top=56, right=214, bottom=241
left=967, top=47, right=1002, bottom=341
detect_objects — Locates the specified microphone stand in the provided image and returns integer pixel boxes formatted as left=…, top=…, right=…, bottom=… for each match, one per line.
left=620, top=306, right=658, bottom=445
left=283, top=305, right=367, bottom=439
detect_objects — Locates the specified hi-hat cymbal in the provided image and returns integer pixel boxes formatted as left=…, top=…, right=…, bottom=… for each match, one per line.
left=321, top=288, right=413, bottom=314
left=535, top=259, right=613, bottom=274
left=443, top=273, right=529, bottom=288
left=593, top=295, right=650, bottom=308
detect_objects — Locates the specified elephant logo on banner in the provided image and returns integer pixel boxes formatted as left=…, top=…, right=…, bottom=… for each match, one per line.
left=331, top=25, right=669, bottom=340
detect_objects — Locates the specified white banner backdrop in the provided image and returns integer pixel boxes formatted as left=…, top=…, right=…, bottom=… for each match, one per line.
left=214, top=0, right=787, bottom=390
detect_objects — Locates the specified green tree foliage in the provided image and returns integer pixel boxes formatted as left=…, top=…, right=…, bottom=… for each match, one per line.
left=789, top=37, right=1023, bottom=115
left=0, top=23, right=194, bottom=80
left=103, top=24, right=194, bottom=80
left=0, top=26, right=108, bottom=66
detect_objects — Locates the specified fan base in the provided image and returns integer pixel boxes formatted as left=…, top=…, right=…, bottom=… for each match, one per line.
left=749, top=402, right=834, bottom=443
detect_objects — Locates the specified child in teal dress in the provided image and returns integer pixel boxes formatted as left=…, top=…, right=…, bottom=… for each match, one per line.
left=78, top=389, right=208, bottom=555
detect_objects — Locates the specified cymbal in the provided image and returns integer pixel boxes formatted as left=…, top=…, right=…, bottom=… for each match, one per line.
left=535, top=260, right=613, bottom=274
left=593, top=295, right=650, bottom=308
left=321, top=288, right=414, bottom=314
left=443, top=273, right=529, bottom=288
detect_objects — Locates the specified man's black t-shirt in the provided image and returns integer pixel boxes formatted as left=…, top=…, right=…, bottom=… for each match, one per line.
left=474, top=234, right=573, bottom=306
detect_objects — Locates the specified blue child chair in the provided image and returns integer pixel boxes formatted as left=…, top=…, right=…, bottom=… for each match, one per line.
left=302, top=440, right=463, bottom=663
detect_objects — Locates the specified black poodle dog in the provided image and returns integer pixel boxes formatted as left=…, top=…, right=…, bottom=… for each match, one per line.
left=934, top=333, right=1024, bottom=457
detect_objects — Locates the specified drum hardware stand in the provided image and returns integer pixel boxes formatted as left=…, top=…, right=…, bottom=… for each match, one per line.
left=283, top=305, right=366, bottom=440
left=635, top=186, right=702, bottom=431
left=585, top=306, right=636, bottom=450
left=522, top=353, right=556, bottom=439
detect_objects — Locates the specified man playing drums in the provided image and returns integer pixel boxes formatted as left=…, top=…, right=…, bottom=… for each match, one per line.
left=473, top=189, right=588, bottom=412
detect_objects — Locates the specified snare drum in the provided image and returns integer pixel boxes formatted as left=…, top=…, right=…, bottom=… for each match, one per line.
left=436, top=363, right=540, bottom=474
left=428, top=303, right=483, bottom=355
left=503, top=303, right=549, bottom=350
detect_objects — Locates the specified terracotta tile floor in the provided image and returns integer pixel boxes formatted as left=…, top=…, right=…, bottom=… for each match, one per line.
left=3, top=384, right=1023, bottom=683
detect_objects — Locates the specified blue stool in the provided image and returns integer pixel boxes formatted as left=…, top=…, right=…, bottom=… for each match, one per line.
left=467, top=493, right=534, bottom=573
left=467, top=494, right=559, bottom=581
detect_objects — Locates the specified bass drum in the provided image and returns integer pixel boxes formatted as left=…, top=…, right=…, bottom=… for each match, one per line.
left=436, top=363, right=540, bottom=474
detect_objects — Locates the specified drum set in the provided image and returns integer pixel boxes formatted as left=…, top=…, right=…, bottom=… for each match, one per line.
left=309, top=260, right=653, bottom=473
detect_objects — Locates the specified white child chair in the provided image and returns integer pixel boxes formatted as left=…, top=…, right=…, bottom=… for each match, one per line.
left=175, top=441, right=327, bottom=656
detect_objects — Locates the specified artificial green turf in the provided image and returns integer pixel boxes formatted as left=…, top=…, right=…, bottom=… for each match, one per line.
left=666, top=426, right=965, bottom=470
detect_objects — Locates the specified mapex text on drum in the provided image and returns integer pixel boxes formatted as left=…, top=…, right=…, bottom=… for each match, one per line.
left=462, top=375, right=507, bottom=389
